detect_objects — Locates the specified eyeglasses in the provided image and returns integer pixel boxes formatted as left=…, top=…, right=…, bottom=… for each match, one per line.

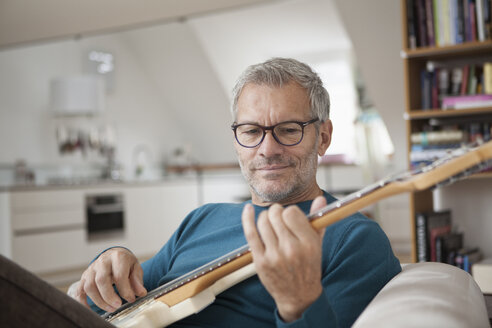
left=231, top=118, right=319, bottom=148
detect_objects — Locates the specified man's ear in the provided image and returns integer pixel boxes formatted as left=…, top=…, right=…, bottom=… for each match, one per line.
left=317, top=119, right=333, bottom=156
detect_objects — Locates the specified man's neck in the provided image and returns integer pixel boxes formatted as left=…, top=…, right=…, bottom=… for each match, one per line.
left=251, top=186, right=324, bottom=207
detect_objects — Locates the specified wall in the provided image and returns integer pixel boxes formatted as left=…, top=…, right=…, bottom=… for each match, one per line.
left=333, top=0, right=411, bottom=253
left=0, top=22, right=236, bottom=181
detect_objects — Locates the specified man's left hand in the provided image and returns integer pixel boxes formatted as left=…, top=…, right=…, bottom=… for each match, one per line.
left=242, top=196, right=327, bottom=322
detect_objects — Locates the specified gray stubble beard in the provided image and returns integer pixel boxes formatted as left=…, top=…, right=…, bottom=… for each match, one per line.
left=238, top=147, right=319, bottom=204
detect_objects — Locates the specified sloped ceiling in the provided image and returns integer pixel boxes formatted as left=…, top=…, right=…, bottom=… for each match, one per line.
left=121, top=22, right=236, bottom=163
left=0, top=0, right=276, bottom=49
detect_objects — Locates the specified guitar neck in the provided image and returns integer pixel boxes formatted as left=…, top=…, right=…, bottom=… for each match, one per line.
left=105, top=140, right=492, bottom=321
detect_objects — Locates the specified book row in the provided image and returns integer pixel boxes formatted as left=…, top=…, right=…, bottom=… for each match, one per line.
left=415, top=210, right=482, bottom=273
left=406, top=0, right=492, bottom=49
left=410, top=121, right=492, bottom=165
left=420, top=61, right=492, bottom=110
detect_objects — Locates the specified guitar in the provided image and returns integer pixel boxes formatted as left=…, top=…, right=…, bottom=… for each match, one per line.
left=104, top=140, right=492, bottom=328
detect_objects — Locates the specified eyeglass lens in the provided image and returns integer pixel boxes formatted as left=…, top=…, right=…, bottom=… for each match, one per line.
left=235, top=122, right=304, bottom=147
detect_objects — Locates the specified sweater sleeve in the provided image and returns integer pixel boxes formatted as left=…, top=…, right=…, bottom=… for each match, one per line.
left=274, top=290, right=337, bottom=328
left=274, top=217, right=401, bottom=328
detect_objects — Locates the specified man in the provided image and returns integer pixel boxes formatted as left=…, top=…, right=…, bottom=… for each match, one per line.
left=69, top=57, right=401, bottom=327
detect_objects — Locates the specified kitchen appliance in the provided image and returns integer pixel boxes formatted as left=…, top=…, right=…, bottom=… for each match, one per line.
left=86, top=194, right=124, bottom=239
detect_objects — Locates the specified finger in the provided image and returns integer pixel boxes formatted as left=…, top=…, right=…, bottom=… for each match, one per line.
left=242, top=203, right=265, bottom=255
left=70, top=281, right=90, bottom=308
left=257, top=209, right=279, bottom=250
left=310, top=196, right=328, bottom=240
left=281, top=206, right=319, bottom=243
left=112, top=260, right=136, bottom=303
left=83, top=271, right=116, bottom=312
left=94, top=265, right=122, bottom=310
left=267, top=204, right=296, bottom=243
left=310, top=195, right=327, bottom=214
left=130, top=264, right=147, bottom=297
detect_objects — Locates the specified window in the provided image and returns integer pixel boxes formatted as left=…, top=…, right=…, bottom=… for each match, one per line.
left=312, top=56, right=358, bottom=161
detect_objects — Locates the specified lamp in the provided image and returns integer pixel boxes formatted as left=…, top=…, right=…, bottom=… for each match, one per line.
left=50, top=75, right=105, bottom=116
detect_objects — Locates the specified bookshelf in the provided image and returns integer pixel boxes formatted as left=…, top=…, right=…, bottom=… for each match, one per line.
left=401, top=0, right=492, bottom=262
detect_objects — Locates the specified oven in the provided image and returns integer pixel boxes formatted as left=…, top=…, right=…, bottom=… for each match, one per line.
left=86, top=193, right=125, bottom=239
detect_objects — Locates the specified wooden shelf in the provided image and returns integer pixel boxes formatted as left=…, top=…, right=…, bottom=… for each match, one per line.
left=402, top=40, right=492, bottom=59
left=400, top=0, right=492, bottom=262
left=406, top=106, right=492, bottom=120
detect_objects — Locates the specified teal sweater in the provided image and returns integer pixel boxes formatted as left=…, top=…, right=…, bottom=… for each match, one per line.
left=91, top=193, right=401, bottom=327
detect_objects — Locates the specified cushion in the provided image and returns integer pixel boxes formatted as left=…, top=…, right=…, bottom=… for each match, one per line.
left=353, top=262, right=489, bottom=327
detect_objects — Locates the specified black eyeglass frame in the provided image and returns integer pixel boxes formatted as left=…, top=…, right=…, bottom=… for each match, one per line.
left=231, top=118, right=319, bottom=148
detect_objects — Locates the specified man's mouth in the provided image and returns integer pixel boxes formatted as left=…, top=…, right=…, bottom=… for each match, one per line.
left=256, top=165, right=289, bottom=171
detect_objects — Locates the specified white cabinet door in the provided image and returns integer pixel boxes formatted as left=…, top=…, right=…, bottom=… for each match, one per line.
left=201, top=173, right=249, bottom=204
left=10, top=189, right=87, bottom=273
left=12, top=229, right=87, bottom=273
left=123, top=181, right=199, bottom=258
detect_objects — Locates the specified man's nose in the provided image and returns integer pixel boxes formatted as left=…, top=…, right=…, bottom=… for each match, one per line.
left=258, top=131, right=283, bottom=156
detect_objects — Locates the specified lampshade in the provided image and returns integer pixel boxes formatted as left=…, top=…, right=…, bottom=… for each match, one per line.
left=50, top=75, right=105, bottom=115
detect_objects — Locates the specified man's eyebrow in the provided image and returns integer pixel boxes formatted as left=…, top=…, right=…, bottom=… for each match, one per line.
left=235, top=120, right=259, bottom=125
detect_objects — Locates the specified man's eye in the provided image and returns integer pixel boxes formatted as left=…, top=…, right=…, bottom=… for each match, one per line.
left=278, top=127, right=300, bottom=134
left=243, top=128, right=260, bottom=135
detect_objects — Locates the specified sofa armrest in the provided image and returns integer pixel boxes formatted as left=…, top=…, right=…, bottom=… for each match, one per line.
left=353, top=262, right=489, bottom=327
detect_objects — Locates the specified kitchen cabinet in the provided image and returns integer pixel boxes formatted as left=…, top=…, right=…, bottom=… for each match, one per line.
left=0, top=180, right=199, bottom=284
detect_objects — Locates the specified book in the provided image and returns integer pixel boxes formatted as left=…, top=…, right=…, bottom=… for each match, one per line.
left=451, top=67, right=463, bottom=95
left=470, top=0, right=477, bottom=41
left=430, top=225, right=452, bottom=261
left=410, top=130, right=464, bottom=144
left=442, top=0, right=453, bottom=45
left=476, top=0, right=486, bottom=41
left=417, top=0, right=429, bottom=46
left=435, top=232, right=463, bottom=264
left=456, top=248, right=483, bottom=272
left=425, top=0, right=436, bottom=45
left=484, top=0, right=491, bottom=39
left=484, top=62, right=492, bottom=94
left=464, top=249, right=483, bottom=272
left=421, top=69, right=433, bottom=109
left=468, top=64, right=477, bottom=94
left=463, top=0, right=472, bottom=41
left=441, top=94, right=492, bottom=109
left=460, top=64, right=470, bottom=94
left=456, top=0, right=466, bottom=43
left=407, top=0, right=418, bottom=49
left=450, top=0, right=458, bottom=44
left=434, top=0, right=442, bottom=45
left=415, top=210, right=452, bottom=262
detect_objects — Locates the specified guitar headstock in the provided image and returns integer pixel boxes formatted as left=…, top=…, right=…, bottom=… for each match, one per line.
left=400, top=140, right=492, bottom=191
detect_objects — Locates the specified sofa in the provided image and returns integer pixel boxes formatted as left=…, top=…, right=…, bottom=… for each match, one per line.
left=1, top=253, right=489, bottom=327
left=353, top=262, right=490, bottom=327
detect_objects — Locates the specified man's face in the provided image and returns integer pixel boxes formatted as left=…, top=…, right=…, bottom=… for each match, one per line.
left=233, top=81, right=332, bottom=205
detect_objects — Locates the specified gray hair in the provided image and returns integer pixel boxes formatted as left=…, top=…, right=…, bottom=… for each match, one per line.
left=231, top=57, right=330, bottom=122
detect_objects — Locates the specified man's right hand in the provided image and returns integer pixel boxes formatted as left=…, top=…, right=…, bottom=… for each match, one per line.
left=68, top=247, right=147, bottom=312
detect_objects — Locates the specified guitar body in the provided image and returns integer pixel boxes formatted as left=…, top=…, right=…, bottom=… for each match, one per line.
left=110, top=264, right=257, bottom=328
